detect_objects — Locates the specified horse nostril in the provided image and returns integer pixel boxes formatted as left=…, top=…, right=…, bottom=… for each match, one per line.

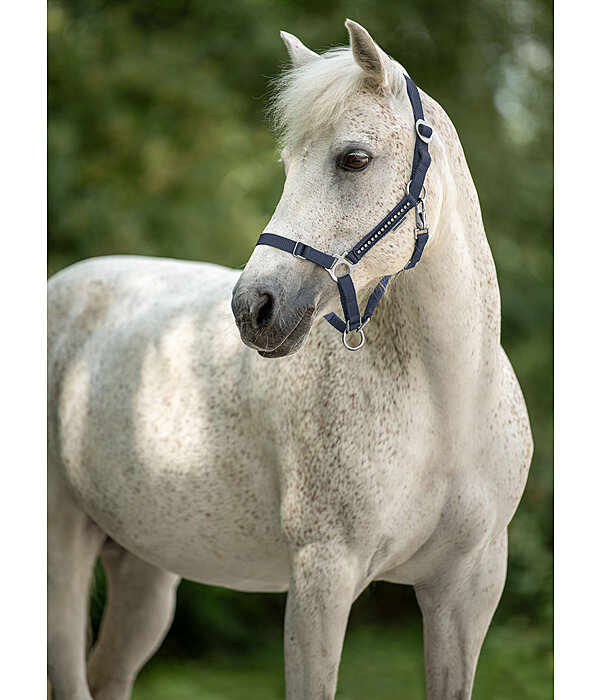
left=251, top=292, right=275, bottom=330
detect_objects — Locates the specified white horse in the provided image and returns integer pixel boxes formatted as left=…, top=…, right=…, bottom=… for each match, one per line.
left=47, top=20, right=533, bottom=700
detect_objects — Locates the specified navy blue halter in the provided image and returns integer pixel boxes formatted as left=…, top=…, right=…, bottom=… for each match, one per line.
left=256, top=74, right=433, bottom=351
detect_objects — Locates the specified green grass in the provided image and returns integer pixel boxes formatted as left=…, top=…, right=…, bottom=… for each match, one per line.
left=132, top=620, right=552, bottom=699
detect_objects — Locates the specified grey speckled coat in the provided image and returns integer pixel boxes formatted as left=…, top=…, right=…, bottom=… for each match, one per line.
left=47, top=20, right=533, bottom=700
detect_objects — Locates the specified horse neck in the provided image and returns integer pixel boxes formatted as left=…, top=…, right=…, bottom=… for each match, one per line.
left=373, top=149, right=502, bottom=381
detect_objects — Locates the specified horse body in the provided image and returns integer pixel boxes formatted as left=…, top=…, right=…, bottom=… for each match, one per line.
left=48, top=20, right=532, bottom=700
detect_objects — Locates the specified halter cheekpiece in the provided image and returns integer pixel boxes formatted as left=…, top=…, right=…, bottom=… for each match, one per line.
left=255, top=74, right=433, bottom=351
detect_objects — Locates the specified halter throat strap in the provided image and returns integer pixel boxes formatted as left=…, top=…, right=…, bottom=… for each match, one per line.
left=255, top=74, right=433, bottom=351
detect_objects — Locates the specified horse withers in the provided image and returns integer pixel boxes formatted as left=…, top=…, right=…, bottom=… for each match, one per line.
left=47, top=20, right=533, bottom=700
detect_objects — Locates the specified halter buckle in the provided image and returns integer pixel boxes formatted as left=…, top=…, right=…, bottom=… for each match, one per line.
left=415, top=119, right=433, bottom=143
left=328, top=253, right=356, bottom=282
left=292, top=241, right=307, bottom=259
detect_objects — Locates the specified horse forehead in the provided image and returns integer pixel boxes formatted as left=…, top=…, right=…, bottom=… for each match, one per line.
left=344, top=93, right=404, bottom=128
left=287, top=95, right=405, bottom=156
left=339, top=102, right=401, bottom=140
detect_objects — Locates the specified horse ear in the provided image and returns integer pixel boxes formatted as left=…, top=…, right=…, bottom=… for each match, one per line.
left=280, top=31, right=321, bottom=68
left=345, top=19, right=392, bottom=90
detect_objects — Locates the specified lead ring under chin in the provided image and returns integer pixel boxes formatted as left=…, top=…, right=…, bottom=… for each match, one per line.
left=343, top=327, right=365, bottom=351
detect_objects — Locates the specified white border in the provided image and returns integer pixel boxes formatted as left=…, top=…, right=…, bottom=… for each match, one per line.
left=0, top=2, right=47, bottom=695
left=555, top=1, right=600, bottom=697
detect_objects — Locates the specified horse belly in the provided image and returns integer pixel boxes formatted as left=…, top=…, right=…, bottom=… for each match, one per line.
left=90, top=475, right=290, bottom=593
left=60, top=396, right=291, bottom=592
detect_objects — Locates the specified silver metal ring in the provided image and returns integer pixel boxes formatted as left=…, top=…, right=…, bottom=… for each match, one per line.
left=342, top=327, right=365, bottom=351
left=328, top=253, right=355, bottom=282
left=406, top=180, right=427, bottom=201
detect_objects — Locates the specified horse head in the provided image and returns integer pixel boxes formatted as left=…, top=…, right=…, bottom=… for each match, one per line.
left=231, top=20, right=442, bottom=357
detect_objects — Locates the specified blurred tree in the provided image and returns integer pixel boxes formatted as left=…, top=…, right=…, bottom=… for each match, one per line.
left=48, top=0, right=553, bottom=650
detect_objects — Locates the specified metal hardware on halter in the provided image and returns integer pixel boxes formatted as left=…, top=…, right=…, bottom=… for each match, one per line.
left=328, top=253, right=356, bottom=282
left=391, top=215, right=407, bottom=231
left=406, top=181, right=427, bottom=201
left=415, top=118, right=433, bottom=143
left=292, top=241, right=306, bottom=259
left=414, top=197, right=428, bottom=239
left=343, top=322, right=365, bottom=351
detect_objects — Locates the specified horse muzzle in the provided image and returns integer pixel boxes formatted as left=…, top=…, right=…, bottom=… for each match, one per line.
left=231, top=277, right=317, bottom=358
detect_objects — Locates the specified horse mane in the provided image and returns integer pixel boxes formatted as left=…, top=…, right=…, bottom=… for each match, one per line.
left=268, top=47, right=407, bottom=146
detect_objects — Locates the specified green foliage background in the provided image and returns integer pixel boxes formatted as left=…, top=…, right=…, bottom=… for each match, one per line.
left=49, top=0, right=552, bottom=673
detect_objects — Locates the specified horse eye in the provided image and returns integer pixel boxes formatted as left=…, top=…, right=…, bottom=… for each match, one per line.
left=341, top=151, right=371, bottom=171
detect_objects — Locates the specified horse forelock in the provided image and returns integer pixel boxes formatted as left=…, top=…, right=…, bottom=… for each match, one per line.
left=268, top=47, right=408, bottom=146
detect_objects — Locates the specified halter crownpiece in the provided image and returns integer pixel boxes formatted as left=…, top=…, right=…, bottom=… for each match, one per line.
left=256, top=74, right=433, bottom=351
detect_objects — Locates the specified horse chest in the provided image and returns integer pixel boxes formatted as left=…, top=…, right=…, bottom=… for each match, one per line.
left=274, top=394, right=446, bottom=565
left=270, top=345, right=519, bottom=579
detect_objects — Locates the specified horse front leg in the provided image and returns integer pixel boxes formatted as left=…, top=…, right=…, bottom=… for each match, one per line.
left=284, top=543, right=360, bottom=700
left=414, top=530, right=508, bottom=700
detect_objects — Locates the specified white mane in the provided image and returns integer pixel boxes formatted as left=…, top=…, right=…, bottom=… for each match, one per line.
left=268, top=47, right=407, bottom=146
